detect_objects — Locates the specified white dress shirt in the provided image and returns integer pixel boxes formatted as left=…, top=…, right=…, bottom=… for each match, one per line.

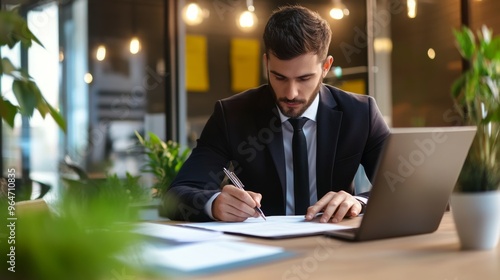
left=277, top=94, right=319, bottom=215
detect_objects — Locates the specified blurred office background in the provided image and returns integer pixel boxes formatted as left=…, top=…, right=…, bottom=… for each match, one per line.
left=1, top=0, right=499, bottom=195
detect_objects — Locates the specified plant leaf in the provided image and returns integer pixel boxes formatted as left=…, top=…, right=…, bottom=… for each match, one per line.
left=480, top=25, right=492, bottom=44
left=453, top=26, right=476, bottom=59
left=0, top=9, right=45, bottom=49
left=0, top=97, right=18, bottom=127
left=135, top=131, right=145, bottom=145
left=12, top=79, right=36, bottom=117
left=47, top=103, right=67, bottom=133
left=484, top=37, right=500, bottom=60
left=1, top=57, right=16, bottom=75
left=485, top=36, right=500, bottom=62
left=148, top=132, right=162, bottom=145
left=0, top=10, right=17, bottom=47
left=29, top=80, right=49, bottom=117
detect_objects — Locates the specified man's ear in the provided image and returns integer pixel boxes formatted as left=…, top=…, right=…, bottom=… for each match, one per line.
left=322, top=55, right=334, bottom=77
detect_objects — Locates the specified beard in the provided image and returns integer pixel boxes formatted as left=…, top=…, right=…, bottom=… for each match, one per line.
left=269, top=77, right=322, bottom=118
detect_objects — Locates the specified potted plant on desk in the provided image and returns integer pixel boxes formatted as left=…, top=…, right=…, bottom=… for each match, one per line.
left=450, top=25, right=500, bottom=250
left=134, top=131, right=191, bottom=211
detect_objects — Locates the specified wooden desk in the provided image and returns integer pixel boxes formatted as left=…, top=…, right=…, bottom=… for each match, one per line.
left=161, top=212, right=499, bottom=280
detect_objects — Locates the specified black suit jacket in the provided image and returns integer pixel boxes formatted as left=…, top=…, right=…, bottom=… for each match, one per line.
left=160, top=84, right=390, bottom=221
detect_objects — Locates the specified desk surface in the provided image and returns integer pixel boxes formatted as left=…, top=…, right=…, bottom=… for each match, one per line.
left=153, top=212, right=499, bottom=280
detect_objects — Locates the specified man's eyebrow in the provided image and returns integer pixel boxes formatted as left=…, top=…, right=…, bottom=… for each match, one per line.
left=269, top=70, right=286, bottom=78
left=269, top=70, right=315, bottom=79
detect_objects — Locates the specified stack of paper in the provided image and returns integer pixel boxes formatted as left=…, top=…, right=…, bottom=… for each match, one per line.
left=183, top=215, right=354, bottom=239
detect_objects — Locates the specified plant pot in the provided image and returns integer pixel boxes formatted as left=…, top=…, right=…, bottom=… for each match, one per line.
left=450, top=191, right=500, bottom=250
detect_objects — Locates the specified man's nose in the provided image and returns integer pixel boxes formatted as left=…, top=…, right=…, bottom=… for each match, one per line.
left=284, top=81, right=299, bottom=100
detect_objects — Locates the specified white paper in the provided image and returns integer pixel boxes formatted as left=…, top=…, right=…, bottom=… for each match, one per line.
left=183, top=215, right=354, bottom=238
left=140, top=241, right=286, bottom=272
left=134, top=222, right=232, bottom=243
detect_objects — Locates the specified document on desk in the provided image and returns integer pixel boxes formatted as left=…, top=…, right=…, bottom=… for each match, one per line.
left=182, top=215, right=354, bottom=239
left=134, top=222, right=240, bottom=243
left=139, top=240, right=293, bottom=275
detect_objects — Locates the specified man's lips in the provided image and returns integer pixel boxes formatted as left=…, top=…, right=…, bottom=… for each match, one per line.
left=281, top=100, right=304, bottom=107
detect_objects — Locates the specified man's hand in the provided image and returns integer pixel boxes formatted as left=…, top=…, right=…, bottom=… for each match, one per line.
left=212, top=185, right=262, bottom=222
left=304, top=191, right=362, bottom=223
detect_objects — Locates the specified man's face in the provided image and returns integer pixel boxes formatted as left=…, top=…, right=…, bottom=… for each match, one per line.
left=265, top=52, right=333, bottom=118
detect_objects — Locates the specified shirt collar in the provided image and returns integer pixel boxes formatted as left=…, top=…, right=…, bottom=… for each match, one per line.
left=277, top=93, right=320, bottom=123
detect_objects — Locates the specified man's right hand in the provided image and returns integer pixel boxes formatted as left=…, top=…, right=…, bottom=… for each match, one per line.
left=212, top=185, right=262, bottom=222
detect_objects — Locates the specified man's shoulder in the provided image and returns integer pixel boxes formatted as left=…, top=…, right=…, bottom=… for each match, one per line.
left=321, top=84, right=373, bottom=109
left=216, top=85, right=275, bottom=116
left=323, top=84, right=371, bottom=100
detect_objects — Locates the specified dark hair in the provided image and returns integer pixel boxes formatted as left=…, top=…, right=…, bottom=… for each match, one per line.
left=263, top=5, right=332, bottom=61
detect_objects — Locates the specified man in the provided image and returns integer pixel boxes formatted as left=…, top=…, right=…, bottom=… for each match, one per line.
left=160, top=5, right=390, bottom=223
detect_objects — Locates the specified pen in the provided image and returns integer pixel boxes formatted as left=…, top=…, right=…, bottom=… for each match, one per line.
left=223, top=167, right=267, bottom=221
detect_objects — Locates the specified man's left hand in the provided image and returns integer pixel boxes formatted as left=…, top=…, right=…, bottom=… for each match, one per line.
left=304, top=191, right=362, bottom=223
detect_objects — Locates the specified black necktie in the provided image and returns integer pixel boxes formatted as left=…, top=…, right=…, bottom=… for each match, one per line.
left=289, top=117, right=310, bottom=215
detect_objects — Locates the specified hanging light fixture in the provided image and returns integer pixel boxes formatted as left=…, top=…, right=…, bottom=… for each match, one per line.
left=330, top=0, right=350, bottom=20
left=94, top=8, right=106, bottom=61
left=129, top=37, right=141, bottom=54
left=182, top=1, right=209, bottom=26
left=129, top=0, right=141, bottom=54
left=407, top=0, right=417, bottom=18
left=96, top=45, right=106, bottom=61
left=237, top=0, right=258, bottom=32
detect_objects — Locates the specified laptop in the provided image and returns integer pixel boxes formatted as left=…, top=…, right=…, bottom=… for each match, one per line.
left=324, top=126, right=476, bottom=241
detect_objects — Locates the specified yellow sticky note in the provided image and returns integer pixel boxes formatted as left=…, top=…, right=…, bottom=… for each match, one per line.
left=230, top=38, right=260, bottom=92
left=337, top=79, right=366, bottom=95
left=185, top=35, right=209, bottom=92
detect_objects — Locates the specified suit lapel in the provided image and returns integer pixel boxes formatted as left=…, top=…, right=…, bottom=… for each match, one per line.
left=257, top=87, right=287, bottom=205
left=266, top=108, right=286, bottom=198
left=316, top=85, right=343, bottom=198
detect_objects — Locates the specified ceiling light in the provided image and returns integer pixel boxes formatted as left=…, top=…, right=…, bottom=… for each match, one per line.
left=96, top=45, right=106, bottom=61
left=130, top=37, right=141, bottom=54
left=407, top=0, right=417, bottom=18
left=330, top=0, right=349, bottom=20
left=237, top=0, right=258, bottom=32
left=84, top=73, right=93, bottom=84
left=182, top=2, right=209, bottom=26
left=427, top=48, right=436, bottom=60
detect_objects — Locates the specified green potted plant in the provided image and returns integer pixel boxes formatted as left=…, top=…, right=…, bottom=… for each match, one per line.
left=450, top=25, right=500, bottom=250
left=60, top=131, right=191, bottom=221
left=135, top=131, right=191, bottom=199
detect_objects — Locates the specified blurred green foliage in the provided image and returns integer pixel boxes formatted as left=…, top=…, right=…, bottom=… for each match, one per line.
left=0, top=177, right=149, bottom=280
left=135, top=131, right=191, bottom=198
